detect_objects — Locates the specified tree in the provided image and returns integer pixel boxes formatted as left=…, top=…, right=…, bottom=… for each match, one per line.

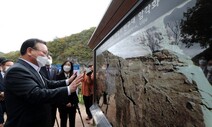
left=2, top=27, right=95, bottom=64
left=2, top=51, right=20, bottom=62
left=138, top=27, right=163, bottom=52
left=47, top=27, right=95, bottom=64
left=181, top=0, right=212, bottom=48
left=165, top=21, right=181, bottom=45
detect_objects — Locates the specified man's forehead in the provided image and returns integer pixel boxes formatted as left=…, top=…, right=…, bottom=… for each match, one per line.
left=5, top=61, right=13, bottom=65
left=36, top=43, right=48, bottom=50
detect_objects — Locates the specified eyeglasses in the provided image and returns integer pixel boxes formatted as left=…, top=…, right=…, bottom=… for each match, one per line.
left=32, top=48, right=49, bottom=56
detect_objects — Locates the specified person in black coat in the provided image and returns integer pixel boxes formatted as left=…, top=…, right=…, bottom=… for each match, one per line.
left=3, top=38, right=83, bottom=127
left=40, top=55, right=59, bottom=127
left=57, top=60, right=79, bottom=127
left=0, top=59, right=14, bottom=126
left=0, top=57, right=7, bottom=127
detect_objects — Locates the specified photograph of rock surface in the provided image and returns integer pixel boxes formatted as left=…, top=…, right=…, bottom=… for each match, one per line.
left=94, top=0, right=212, bottom=126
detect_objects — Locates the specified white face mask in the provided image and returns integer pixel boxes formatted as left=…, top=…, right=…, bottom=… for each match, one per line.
left=3, top=66, right=10, bottom=73
left=46, top=59, right=52, bottom=65
left=63, top=65, right=71, bottom=72
left=36, top=56, right=49, bottom=67
left=207, top=66, right=212, bottom=72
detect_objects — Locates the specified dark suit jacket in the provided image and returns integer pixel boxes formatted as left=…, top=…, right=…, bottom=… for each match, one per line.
left=4, top=59, right=69, bottom=127
left=0, top=72, right=5, bottom=123
left=40, top=65, right=58, bottom=80
left=0, top=73, right=4, bottom=91
left=57, top=72, right=79, bottom=105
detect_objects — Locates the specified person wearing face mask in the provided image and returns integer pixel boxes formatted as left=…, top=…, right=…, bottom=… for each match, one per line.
left=1, top=59, right=14, bottom=74
left=206, top=59, right=212, bottom=84
left=40, top=55, right=59, bottom=127
left=0, top=59, right=14, bottom=127
left=3, top=38, right=83, bottom=127
left=0, top=57, right=6, bottom=127
left=0, top=58, right=6, bottom=90
left=81, top=64, right=94, bottom=124
left=40, top=55, right=58, bottom=80
left=198, top=56, right=208, bottom=76
left=56, top=60, right=79, bottom=127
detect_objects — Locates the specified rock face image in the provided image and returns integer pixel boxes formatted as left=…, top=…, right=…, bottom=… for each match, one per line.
left=96, top=49, right=211, bottom=127
left=93, top=1, right=212, bottom=126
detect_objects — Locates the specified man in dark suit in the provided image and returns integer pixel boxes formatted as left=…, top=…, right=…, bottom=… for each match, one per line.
left=3, top=38, right=83, bottom=127
left=0, top=57, right=6, bottom=96
left=0, top=59, right=14, bottom=127
left=40, top=55, right=58, bottom=81
left=40, top=55, right=59, bottom=127
left=0, top=57, right=6, bottom=127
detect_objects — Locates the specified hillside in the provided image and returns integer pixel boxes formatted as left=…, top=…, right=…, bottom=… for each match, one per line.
left=0, top=27, right=95, bottom=64
left=47, top=27, right=95, bottom=64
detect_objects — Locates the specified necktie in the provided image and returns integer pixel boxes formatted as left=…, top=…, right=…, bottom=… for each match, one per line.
left=38, top=72, right=45, bottom=87
left=46, top=66, right=50, bottom=79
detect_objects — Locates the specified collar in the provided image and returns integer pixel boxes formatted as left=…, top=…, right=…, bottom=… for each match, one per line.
left=64, top=72, right=70, bottom=78
left=1, top=71, right=4, bottom=77
left=46, top=65, right=51, bottom=69
left=19, top=58, right=41, bottom=72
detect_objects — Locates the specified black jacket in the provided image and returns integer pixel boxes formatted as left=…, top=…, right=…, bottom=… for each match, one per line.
left=57, top=72, right=79, bottom=105
left=40, top=65, right=58, bottom=80
left=4, top=59, right=69, bottom=127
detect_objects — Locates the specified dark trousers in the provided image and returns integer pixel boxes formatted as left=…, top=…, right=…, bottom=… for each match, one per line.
left=59, top=105, right=77, bottom=127
left=0, top=101, right=6, bottom=124
left=83, top=95, right=93, bottom=119
left=50, top=104, right=57, bottom=127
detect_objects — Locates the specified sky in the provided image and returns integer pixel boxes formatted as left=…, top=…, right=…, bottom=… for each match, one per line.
left=0, top=0, right=111, bottom=53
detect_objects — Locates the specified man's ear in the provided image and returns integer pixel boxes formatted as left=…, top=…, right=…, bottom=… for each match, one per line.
left=27, top=47, right=33, bottom=57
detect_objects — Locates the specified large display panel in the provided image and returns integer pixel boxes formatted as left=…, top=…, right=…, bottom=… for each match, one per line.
left=94, top=0, right=211, bottom=126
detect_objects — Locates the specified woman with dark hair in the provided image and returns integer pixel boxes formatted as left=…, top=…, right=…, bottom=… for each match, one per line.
left=57, top=60, right=79, bottom=127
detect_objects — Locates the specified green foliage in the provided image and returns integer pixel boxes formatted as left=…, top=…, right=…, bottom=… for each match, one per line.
left=181, top=0, right=212, bottom=48
left=0, top=51, right=20, bottom=62
left=78, top=93, right=84, bottom=104
left=1, top=27, right=95, bottom=64
left=47, top=27, right=95, bottom=64
left=0, top=52, right=4, bottom=56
